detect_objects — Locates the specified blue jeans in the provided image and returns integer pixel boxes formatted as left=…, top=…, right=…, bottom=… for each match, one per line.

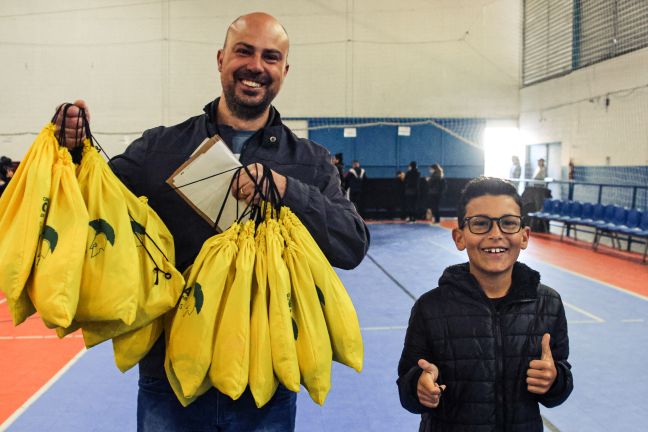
left=137, top=375, right=297, bottom=432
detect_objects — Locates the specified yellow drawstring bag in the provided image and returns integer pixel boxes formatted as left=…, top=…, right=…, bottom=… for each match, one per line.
left=281, top=208, right=363, bottom=372
left=210, top=220, right=255, bottom=400
left=249, top=221, right=279, bottom=407
left=167, top=223, right=239, bottom=398
left=74, top=140, right=140, bottom=325
left=280, top=222, right=332, bottom=405
left=80, top=195, right=184, bottom=347
left=164, top=289, right=212, bottom=407
left=112, top=316, right=164, bottom=372
left=27, top=146, right=88, bottom=329
left=265, top=218, right=300, bottom=393
left=0, top=124, right=57, bottom=325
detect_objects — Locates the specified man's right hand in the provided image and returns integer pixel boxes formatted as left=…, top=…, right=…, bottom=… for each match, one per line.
left=417, top=359, right=446, bottom=408
left=53, top=99, right=91, bottom=149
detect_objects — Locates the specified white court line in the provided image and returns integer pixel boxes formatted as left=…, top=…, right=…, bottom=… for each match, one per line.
left=538, top=260, right=648, bottom=302
left=563, top=301, right=605, bottom=323
left=0, top=348, right=87, bottom=431
left=621, top=318, right=645, bottom=323
left=362, top=326, right=407, bottom=331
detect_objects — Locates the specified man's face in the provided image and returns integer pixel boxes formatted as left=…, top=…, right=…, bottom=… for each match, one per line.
left=452, top=194, right=529, bottom=282
left=352, top=162, right=359, bottom=168
left=538, top=159, right=545, bottom=167
left=218, top=15, right=289, bottom=120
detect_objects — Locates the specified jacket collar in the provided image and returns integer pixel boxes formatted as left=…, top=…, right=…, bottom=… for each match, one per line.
left=439, top=261, right=540, bottom=303
left=203, top=97, right=284, bottom=148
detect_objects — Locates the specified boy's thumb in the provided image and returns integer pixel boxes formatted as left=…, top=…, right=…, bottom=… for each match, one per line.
left=541, top=333, right=553, bottom=361
left=418, top=359, right=437, bottom=378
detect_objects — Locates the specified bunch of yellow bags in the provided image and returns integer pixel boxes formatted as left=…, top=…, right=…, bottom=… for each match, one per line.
left=0, top=119, right=184, bottom=372
left=166, top=203, right=363, bottom=408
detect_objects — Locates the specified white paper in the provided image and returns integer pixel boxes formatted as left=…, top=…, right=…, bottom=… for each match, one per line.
left=166, top=135, right=248, bottom=232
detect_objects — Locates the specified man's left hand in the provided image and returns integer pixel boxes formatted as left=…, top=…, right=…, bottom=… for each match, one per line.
left=231, top=163, right=287, bottom=204
left=526, top=333, right=557, bottom=394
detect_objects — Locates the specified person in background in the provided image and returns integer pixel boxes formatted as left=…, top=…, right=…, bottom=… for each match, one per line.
left=332, top=152, right=346, bottom=194
left=404, top=161, right=420, bottom=223
left=346, top=160, right=367, bottom=215
left=0, top=156, right=15, bottom=196
left=533, top=158, right=547, bottom=181
left=397, top=177, right=573, bottom=431
left=510, top=155, right=521, bottom=180
left=426, top=163, right=446, bottom=224
left=395, top=170, right=406, bottom=220
left=54, top=12, right=369, bottom=432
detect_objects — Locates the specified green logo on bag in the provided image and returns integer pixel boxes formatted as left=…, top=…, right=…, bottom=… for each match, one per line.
left=89, top=219, right=116, bottom=258
left=193, top=283, right=204, bottom=314
left=35, top=224, right=58, bottom=266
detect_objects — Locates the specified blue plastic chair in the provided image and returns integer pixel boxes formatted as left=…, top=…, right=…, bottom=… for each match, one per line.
left=560, top=201, right=584, bottom=240
left=580, top=203, right=604, bottom=227
left=528, top=198, right=553, bottom=219
left=594, top=206, right=628, bottom=250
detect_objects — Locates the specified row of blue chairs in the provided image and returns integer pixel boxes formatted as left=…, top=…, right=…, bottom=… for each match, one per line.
left=528, top=199, right=648, bottom=263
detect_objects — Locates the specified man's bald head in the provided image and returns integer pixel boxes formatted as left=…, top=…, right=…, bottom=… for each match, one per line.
left=223, top=12, right=289, bottom=55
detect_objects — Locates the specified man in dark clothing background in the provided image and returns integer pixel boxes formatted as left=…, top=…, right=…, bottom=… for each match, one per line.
left=404, top=161, right=420, bottom=222
left=54, top=12, right=369, bottom=432
left=345, top=159, right=367, bottom=216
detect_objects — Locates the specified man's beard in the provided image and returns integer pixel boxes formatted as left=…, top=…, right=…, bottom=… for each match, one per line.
left=222, top=70, right=277, bottom=120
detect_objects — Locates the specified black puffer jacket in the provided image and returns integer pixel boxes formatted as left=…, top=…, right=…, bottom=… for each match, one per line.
left=397, top=262, right=573, bottom=432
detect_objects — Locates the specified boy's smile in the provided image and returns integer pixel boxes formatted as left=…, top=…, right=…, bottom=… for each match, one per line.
left=452, top=195, right=529, bottom=294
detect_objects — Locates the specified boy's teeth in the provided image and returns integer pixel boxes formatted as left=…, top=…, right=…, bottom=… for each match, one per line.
left=242, top=80, right=261, bottom=88
left=484, top=248, right=506, bottom=253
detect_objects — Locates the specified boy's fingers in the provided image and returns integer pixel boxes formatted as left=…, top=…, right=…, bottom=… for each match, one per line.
left=528, top=359, right=550, bottom=371
left=526, top=366, right=551, bottom=377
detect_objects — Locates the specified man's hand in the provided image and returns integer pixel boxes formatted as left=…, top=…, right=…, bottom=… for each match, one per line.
left=416, top=359, right=446, bottom=408
left=527, top=333, right=557, bottom=394
left=53, top=99, right=91, bottom=149
left=231, top=163, right=287, bottom=204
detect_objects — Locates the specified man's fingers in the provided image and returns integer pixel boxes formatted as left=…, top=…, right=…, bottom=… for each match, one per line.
left=541, top=333, right=553, bottom=361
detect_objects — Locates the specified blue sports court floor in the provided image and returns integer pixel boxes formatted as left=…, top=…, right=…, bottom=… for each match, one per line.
left=3, top=223, right=648, bottom=431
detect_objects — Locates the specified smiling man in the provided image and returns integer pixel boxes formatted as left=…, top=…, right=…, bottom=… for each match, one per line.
left=397, top=177, right=573, bottom=431
left=54, top=12, right=368, bottom=432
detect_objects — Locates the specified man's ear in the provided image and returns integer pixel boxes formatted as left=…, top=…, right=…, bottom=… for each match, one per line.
left=452, top=228, right=466, bottom=251
left=520, top=226, right=530, bottom=250
left=284, top=63, right=290, bottom=77
left=217, top=49, right=224, bottom=72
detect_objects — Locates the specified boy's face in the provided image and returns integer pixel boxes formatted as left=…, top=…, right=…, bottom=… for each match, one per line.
left=452, top=194, right=529, bottom=282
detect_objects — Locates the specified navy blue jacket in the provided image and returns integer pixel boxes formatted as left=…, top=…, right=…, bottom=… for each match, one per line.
left=397, top=262, right=573, bottom=431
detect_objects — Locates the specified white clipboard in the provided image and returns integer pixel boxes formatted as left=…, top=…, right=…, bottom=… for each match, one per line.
left=166, top=135, right=248, bottom=232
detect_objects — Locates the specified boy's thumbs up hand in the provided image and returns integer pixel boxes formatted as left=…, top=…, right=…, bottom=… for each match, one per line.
left=417, top=359, right=446, bottom=408
left=526, top=333, right=557, bottom=394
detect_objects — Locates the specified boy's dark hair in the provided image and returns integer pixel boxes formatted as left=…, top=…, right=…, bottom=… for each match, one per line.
left=456, top=176, right=523, bottom=227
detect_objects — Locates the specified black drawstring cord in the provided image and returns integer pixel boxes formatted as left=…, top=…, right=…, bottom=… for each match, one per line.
left=129, top=213, right=172, bottom=285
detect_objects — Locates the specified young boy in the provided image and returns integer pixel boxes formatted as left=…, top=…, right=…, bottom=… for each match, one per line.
left=397, top=177, right=573, bottom=431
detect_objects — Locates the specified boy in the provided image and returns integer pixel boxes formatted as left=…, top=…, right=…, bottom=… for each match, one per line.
left=397, top=177, right=573, bottom=431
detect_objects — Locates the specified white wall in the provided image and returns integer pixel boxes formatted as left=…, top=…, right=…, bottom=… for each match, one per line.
left=0, top=0, right=521, bottom=160
left=519, top=46, right=648, bottom=168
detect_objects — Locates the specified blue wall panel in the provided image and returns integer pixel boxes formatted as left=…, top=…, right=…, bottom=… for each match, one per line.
left=302, top=118, right=485, bottom=179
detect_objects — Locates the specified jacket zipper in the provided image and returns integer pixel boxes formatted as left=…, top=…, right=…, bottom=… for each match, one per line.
left=494, top=310, right=505, bottom=431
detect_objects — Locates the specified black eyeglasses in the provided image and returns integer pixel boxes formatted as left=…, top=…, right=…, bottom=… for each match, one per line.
left=461, top=215, right=524, bottom=234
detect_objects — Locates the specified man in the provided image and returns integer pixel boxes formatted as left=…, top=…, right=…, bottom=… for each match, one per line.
left=345, top=160, right=367, bottom=214
left=55, top=12, right=369, bottom=432
left=332, top=152, right=345, bottom=194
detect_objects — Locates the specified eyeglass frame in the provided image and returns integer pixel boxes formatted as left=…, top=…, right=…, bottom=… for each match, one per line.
left=460, top=214, right=525, bottom=234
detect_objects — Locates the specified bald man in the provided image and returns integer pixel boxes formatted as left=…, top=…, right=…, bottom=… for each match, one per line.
left=55, top=12, right=369, bottom=432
